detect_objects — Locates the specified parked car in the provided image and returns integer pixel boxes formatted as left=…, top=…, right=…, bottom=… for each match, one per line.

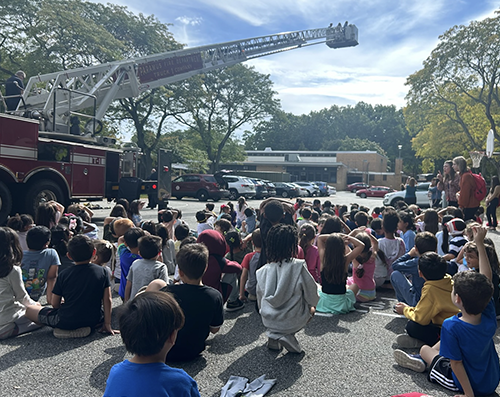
left=222, top=175, right=256, bottom=200
left=262, top=180, right=277, bottom=198
left=383, top=182, right=431, bottom=207
left=274, top=182, right=300, bottom=198
left=327, top=185, right=337, bottom=195
left=290, top=182, right=309, bottom=197
left=250, top=178, right=269, bottom=199
left=312, top=181, right=331, bottom=196
left=295, top=182, right=321, bottom=197
left=171, top=173, right=229, bottom=201
left=347, top=182, right=370, bottom=193
left=356, top=186, right=394, bottom=198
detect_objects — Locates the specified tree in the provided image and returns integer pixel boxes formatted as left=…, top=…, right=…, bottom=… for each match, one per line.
left=165, top=64, right=279, bottom=172
left=0, top=0, right=182, bottom=172
left=405, top=12, right=500, bottom=175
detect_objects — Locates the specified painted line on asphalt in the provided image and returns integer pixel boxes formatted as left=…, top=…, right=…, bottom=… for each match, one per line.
left=371, top=312, right=406, bottom=318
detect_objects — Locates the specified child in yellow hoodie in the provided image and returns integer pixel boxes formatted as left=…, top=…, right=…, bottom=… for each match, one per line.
left=394, top=252, right=459, bottom=347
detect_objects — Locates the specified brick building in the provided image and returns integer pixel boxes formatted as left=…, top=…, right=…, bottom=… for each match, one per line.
left=221, top=149, right=404, bottom=190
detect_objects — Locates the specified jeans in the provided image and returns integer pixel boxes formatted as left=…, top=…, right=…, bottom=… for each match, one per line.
left=390, top=271, right=419, bottom=307
left=487, top=198, right=498, bottom=227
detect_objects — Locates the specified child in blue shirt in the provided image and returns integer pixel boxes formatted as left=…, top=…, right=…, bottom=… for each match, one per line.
left=394, top=226, right=500, bottom=396
left=103, top=291, right=200, bottom=397
left=117, top=228, right=145, bottom=300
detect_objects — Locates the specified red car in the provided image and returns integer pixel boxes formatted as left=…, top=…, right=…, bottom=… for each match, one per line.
left=347, top=182, right=370, bottom=192
left=356, top=186, right=394, bottom=198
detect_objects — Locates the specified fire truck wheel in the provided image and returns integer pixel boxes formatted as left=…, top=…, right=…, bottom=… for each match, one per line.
left=25, top=180, right=66, bottom=215
left=0, top=182, right=12, bottom=225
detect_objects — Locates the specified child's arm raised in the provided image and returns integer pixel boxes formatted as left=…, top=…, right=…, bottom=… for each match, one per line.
left=344, top=235, right=365, bottom=264
left=474, top=225, right=492, bottom=281
left=101, top=287, right=119, bottom=335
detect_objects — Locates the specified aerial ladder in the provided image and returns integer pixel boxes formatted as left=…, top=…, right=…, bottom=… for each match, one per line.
left=12, top=23, right=358, bottom=138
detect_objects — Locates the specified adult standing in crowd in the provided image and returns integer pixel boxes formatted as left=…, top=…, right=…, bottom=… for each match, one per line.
left=404, top=177, right=417, bottom=206
left=437, top=160, right=459, bottom=207
left=5, top=71, right=26, bottom=111
left=453, top=155, right=480, bottom=221
left=485, top=175, right=500, bottom=229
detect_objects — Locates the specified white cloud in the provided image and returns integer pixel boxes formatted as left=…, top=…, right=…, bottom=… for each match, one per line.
left=175, top=16, right=203, bottom=26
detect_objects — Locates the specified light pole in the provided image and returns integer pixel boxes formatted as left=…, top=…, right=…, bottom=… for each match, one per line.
left=398, top=144, right=402, bottom=159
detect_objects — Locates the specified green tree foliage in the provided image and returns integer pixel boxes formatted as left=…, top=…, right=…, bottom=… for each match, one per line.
left=405, top=12, right=500, bottom=174
left=0, top=0, right=182, bottom=172
left=165, top=64, right=279, bottom=172
left=245, top=102, right=412, bottom=170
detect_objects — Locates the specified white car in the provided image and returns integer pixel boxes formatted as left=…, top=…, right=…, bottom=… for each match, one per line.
left=294, top=182, right=321, bottom=197
left=383, top=182, right=431, bottom=207
left=290, top=183, right=309, bottom=197
left=222, top=175, right=256, bottom=200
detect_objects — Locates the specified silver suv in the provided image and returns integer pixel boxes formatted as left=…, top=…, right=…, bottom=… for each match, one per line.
left=294, top=182, right=320, bottom=197
left=222, top=175, right=256, bottom=200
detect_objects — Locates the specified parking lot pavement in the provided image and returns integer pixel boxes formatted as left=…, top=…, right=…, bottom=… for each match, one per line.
left=2, top=287, right=500, bottom=397
left=3, top=193, right=500, bottom=396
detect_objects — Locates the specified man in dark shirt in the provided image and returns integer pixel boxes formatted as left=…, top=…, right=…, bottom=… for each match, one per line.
left=5, top=71, right=26, bottom=111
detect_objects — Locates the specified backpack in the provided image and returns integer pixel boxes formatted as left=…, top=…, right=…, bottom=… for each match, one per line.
left=469, top=171, right=487, bottom=201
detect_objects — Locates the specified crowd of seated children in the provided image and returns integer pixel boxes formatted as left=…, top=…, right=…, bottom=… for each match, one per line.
left=394, top=226, right=500, bottom=397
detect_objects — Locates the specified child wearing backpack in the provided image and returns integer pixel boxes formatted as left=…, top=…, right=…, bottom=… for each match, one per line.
left=453, top=155, right=483, bottom=221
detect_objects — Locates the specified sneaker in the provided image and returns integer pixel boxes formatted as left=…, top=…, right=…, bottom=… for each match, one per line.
left=394, top=349, right=426, bottom=372
left=396, top=333, right=425, bottom=349
left=53, top=327, right=91, bottom=339
left=226, top=298, right=244, bottom=312
left=247, top=294, right=257, bottom=302
left=277, top=334, right=302, bottom=353
left=267, top=337, right=281, bottom=351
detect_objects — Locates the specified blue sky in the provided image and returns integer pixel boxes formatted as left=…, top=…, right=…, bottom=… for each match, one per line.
left=95, top=0, right=498, bottom=115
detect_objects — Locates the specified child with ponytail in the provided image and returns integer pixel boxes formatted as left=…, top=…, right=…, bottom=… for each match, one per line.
left=299, top=224, right=321, bottom=283
left=316, top=232, right=365, bottom=314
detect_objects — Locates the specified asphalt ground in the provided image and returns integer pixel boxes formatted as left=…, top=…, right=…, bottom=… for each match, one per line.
left=1, top=192, right=500, bottom=397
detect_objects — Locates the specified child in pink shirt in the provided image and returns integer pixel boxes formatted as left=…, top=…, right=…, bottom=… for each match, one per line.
left=299, top=224, right=321, bottom=283
left=347, top=229, right=378, bottom=301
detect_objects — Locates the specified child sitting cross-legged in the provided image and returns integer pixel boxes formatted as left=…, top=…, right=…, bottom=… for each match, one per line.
left=124, top=235, right=169, bottom=302
left=25, top=235, right=117, bottom=338
left=103, top=291, right=200, bottom=397
left=394, top=252, right=459, bottom=349
left=146, top=243, right=224, bottom=362
left=394, top=226, right=500, bottom=397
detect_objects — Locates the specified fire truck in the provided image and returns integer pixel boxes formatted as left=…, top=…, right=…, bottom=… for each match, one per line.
left=0, top=23, right=358, bottom=224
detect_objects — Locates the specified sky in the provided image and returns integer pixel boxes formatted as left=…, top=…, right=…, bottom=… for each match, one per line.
left=94, top=0, right=498, bottom=116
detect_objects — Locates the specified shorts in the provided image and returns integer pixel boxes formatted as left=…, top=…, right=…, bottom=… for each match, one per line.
left=356, top=289, right=376, bottom=302
left=427, top=355, right=460, bottom=392
left=38, top=307, right=61, bottom=328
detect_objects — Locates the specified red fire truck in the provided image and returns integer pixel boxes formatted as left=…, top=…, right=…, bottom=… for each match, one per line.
left=0, top=23, right=358, bottom=224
